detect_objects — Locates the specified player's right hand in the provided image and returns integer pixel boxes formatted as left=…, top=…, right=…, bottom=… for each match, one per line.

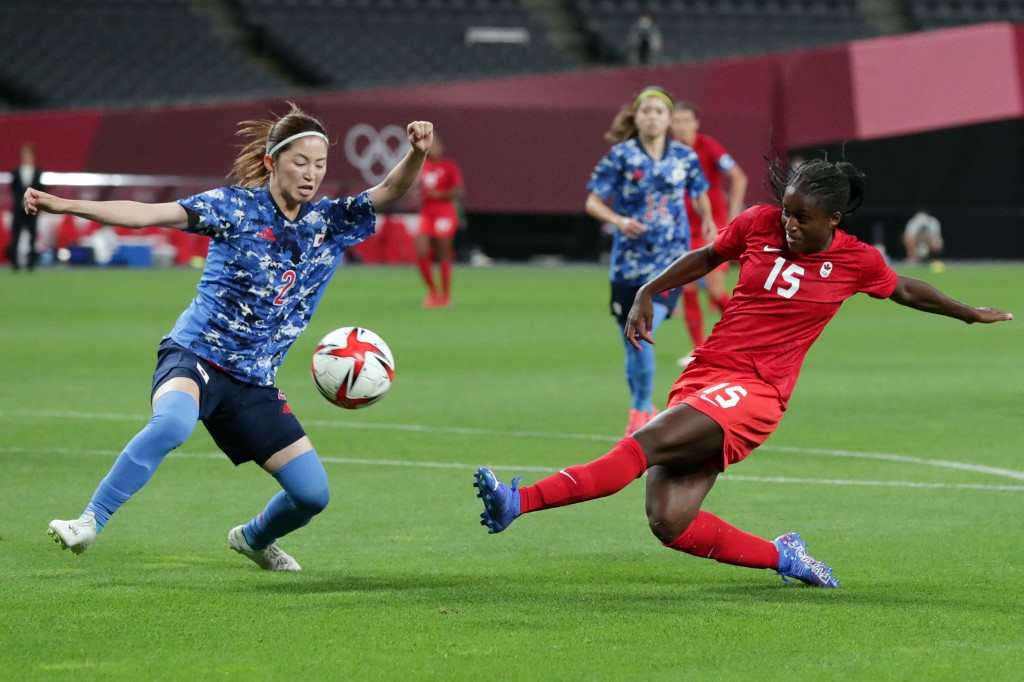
left=617, top=215, right=647, bottom=239
left=624, top=292, right=656, bottom=350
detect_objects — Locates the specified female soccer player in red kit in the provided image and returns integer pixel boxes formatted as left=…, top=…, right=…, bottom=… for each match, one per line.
left=671, top=102, right=748, bottom=362
left=416, top=136, right=463, bottom=307
left=474, top=156, right=1012, bottom=587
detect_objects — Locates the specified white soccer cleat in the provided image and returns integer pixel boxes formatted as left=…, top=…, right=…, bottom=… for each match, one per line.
left=228, top=525, right=301, bottom=571
left=47, top=512, right=98, bottom=555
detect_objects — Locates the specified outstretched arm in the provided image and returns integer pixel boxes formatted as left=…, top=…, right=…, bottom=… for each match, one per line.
left=368, top=121, right=432, bottom=212
left=23, top=188, right=189, bottom=230
left=889, top=275, right=1013, bottom=324
left=624, top=245, right=727, bottom=349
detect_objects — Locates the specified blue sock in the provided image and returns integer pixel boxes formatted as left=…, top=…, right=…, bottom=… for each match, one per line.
left=86, top=391, right=198, bottom=531
left=243, top=450, right=330, bottom=550
left=623, top=303, right=669, bottom=411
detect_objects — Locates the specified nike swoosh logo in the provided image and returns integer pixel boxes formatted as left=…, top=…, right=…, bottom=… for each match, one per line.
left=763, top=246, right=782, bottom=252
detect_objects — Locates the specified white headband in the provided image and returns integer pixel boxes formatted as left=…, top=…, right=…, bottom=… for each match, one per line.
left=266, top=131, right=329, bottom=158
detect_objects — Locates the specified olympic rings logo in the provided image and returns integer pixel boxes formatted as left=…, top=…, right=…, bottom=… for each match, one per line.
left=343, top=123, right=409, bottom=184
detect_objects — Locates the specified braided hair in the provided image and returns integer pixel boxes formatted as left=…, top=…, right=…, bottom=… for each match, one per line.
left=767, top=152, right=865, bottom=226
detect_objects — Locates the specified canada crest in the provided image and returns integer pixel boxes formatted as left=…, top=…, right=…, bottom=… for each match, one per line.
left=820, top=262, right=833, bottom=278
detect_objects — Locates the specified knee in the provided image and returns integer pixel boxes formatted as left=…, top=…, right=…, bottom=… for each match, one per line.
left=646, top=505, right=697, bottom=546
left=149, top=411, right=195, bottom=449
left=294, top=485, right=330, bottom=517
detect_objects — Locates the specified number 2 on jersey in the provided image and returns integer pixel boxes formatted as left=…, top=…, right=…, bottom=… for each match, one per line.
left=274, top=270, right=296, bottom=305
left=764, top=256, right=804, bottom=299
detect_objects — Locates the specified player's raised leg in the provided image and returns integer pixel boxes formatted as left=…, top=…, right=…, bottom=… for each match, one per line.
left=474, top=436, right=648, bottom=533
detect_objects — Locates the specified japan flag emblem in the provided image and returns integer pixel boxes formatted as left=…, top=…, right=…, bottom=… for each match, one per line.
left=313, top=232, right=325, bottom=247
left=820, top=262, right=833, bottom=278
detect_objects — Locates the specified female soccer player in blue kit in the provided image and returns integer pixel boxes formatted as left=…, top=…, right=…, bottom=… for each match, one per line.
left=27, top=104, right=434, bottom=570
left=585, top=87, right=717, bottom=436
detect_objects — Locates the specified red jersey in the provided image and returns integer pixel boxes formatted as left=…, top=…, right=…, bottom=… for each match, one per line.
left=694, top=205, right=898, bottom=406
left=419, top=157, right=463, bottom=212
left=684, top=133, right=734, bottom=230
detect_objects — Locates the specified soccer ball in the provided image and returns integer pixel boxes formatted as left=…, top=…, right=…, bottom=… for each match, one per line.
left=311, top=327, right=395, bottom=409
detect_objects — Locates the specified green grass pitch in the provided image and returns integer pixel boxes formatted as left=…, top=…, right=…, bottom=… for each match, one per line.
left=1, top=262, right=1021, bottom=680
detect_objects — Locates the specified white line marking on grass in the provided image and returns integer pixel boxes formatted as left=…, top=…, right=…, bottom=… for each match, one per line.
left=759, top=445, right=1024, bottom=481
left=3, top=409, right=1023, bottom=482
left=2, top=447, right=1023, bottom=493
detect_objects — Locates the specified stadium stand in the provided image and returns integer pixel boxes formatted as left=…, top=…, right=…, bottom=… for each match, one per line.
left=571, top=0, right=880, bottom=63
left=2, top=1, right=1022, bottom=111
left=228, top=0, right=578, bottom=89
left=907, top=0, right=1024, bottom=29
left=0, top=0, right=292, bottom=108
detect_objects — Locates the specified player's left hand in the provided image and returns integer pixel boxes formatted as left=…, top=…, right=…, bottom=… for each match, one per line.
left=407, top=121, right=433, bottom=154
left=968, top=307, right=1013, bottom=324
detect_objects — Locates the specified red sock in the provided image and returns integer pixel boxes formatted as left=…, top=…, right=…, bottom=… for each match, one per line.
left=440, top=259, right=452, bottom=297
left=710, top=293, right=730, bottom=314
left=682, top=289, right=705, bottom=347
left=417, top=257, right=436, bottom=292
left=665, top=510, right=779, bottom=569
left=519, top=437, right=648, bottom=513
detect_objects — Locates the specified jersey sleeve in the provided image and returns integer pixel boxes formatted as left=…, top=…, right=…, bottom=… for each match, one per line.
left=705, top=137, right=736, bottom=173
left=177, top=186, right=240, bottom=238
left=858, top=244, right=899, bottom=298
left=586, top=147, right=621, bottom=201
left=712, top=205, right=757, bottom=260
left=327, top=191, right=377, bottom=247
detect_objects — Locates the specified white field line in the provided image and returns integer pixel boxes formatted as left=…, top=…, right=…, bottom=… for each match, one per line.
left=1, top=409, right=1023, bottom=488
left=1, top=446, right=1022, bottom=493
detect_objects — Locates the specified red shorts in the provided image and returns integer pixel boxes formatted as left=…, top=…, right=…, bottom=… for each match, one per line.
left=419, top=205, right=458, bottom=239
left=667, top=362, right=784, bottom=471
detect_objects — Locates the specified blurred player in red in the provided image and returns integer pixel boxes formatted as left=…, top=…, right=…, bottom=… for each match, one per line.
left=416, top=135, right=463, bottom=307
left=671, top=102, right=748, bottom=365
left=474, top=155, right=1012, bottom=587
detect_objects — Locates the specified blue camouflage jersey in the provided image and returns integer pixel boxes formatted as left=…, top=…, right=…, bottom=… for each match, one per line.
left=587, top=138, right=709, bottom=286
left=169, top=185, right=376, bottom=386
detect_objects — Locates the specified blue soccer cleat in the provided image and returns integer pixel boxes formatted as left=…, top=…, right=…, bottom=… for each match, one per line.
left=473, top=467, right=522, bottom=534
left=774, top=532, right=841, bottom=588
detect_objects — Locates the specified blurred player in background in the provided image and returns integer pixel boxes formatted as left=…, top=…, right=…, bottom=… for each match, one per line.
left=29, top=104, right=433, bottom=570
left=475, top=155, right=1012, bottom=587
left=416, top=135, right=463, bottom=307
left=671, top=102, right=748, bottom=365
left=7, top=143, right=45, bottom=271
left=902, top=207, right=943, bottom=264
left=584, top=86, right=715, bottom=436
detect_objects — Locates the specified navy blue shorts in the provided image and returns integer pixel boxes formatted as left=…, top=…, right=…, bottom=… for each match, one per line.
left=610, top=282, right=680, bottom=327
left=152, top=338, right=306, bottom=467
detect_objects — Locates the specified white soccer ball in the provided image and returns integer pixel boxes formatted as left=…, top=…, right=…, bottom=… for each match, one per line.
left=311, top=327, right=395, bottom=409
